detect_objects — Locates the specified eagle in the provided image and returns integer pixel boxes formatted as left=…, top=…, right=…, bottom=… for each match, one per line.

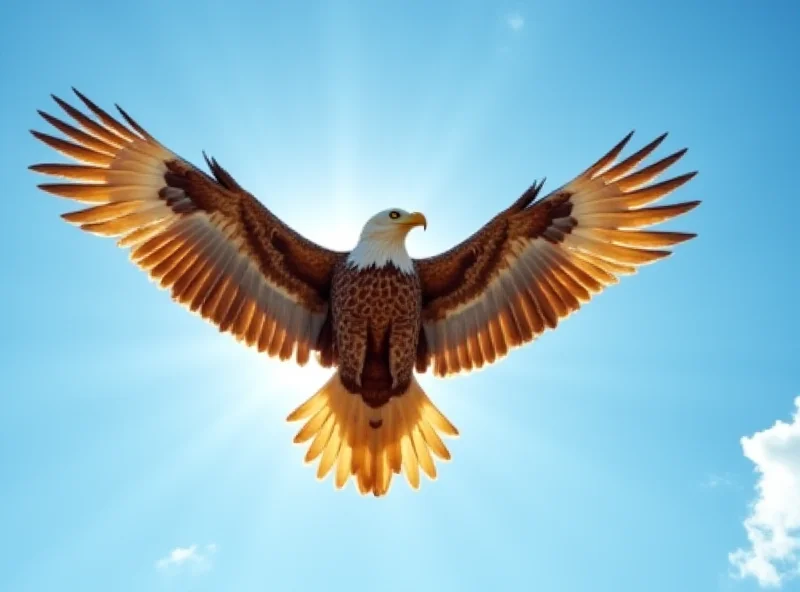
left=30, top=89, right=699, bottom=496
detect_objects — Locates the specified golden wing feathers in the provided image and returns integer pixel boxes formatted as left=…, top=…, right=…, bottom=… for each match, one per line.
left=415, top=132, right=699, bottom=377
left=31, top=89, right=344, bottom=365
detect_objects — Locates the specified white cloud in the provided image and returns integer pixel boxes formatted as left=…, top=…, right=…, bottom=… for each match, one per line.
left=156, top=543, right=218, bottom=573
left=507, top=13, right=524, bottom=31
left=729, top=397, right=800, bottom=588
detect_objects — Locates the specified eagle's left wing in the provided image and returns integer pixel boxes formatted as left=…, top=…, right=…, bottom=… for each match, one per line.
left=30, top=89, right=345, bottom=366
left=414, top=132, right=700, bottom=377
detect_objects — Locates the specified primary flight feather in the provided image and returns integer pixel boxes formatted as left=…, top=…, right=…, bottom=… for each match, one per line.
left=30, top=89, right=700, bottom=496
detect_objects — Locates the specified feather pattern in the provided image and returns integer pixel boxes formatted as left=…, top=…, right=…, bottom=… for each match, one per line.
left=30, top=89, right=344, bottom=366
left=415, top=132, right=699, bottom=377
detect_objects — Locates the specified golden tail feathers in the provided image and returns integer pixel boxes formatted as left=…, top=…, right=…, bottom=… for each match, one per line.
left=286, top=372, right=458, bottom=496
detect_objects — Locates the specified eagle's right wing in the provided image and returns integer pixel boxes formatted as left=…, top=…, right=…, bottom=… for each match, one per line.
left=31, top=89, right=345, bottom=366
left=415, top=132, right=700, bottom=377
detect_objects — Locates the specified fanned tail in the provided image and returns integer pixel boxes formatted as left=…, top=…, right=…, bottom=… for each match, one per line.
left=287, top=371, right=458, bottom=496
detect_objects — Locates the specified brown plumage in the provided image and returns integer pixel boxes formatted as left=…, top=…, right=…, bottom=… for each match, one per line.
left=30, top=90, right=700, bottom=497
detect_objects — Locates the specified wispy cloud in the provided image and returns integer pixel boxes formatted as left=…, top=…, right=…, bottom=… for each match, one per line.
left=507, top=13, right=525, bottom=31
left=729, top=397, right=800, bottom=588
left=702, top=472, right=736, bottom=490
left=156, top=543, right=218, bottom=574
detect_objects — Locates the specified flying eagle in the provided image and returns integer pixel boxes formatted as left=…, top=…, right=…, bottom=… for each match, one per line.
left=30, top=89, right=699, bottom=496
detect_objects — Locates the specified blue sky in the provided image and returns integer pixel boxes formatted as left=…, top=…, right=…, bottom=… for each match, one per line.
left=1, top=1, right=798, bottom=591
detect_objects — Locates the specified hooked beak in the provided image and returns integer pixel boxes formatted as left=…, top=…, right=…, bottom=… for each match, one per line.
left=403, top=211, right=427, bottom=231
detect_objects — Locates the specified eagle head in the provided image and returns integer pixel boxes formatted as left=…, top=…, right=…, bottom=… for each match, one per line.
left=347, top=209, right=427, bottom=273
left=360, top=209, right=428, bottom=237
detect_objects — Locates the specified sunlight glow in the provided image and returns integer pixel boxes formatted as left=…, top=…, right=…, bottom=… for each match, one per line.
left=35, top=340, right=277, bottom=583
left=213, top=336, right=335, bottom=414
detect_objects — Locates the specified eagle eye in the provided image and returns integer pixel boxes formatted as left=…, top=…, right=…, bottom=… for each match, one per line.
left=389, top=210, right=401, bottom=219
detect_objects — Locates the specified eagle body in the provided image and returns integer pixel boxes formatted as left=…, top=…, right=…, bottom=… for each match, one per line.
left=330, top=260, right=423, bottom=408
left=30, top=89, right=701, bottom=496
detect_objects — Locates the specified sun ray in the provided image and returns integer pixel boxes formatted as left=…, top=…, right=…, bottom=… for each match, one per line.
left=27, top=340, right=277, bottom=577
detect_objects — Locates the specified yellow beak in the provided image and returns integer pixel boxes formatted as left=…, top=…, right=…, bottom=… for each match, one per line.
left=403, top=211, right=427, bottom=231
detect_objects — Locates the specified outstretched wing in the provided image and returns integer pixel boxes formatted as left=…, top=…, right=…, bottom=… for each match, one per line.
left=415, top=132, right=699, bottom=377
left=30, top=89, right=344, bottom=366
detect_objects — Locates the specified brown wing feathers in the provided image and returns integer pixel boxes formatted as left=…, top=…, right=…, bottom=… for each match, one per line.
left=416, top=132, right=699, bottom=377
left=30, top=89, right=341, bottom=366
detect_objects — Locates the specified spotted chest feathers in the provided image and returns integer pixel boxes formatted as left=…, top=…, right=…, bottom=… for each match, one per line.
left=330, top=261, right=422, bottom=406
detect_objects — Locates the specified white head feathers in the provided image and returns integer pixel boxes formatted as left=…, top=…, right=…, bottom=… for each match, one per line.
left=346, top=208, right=428, bottom=274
